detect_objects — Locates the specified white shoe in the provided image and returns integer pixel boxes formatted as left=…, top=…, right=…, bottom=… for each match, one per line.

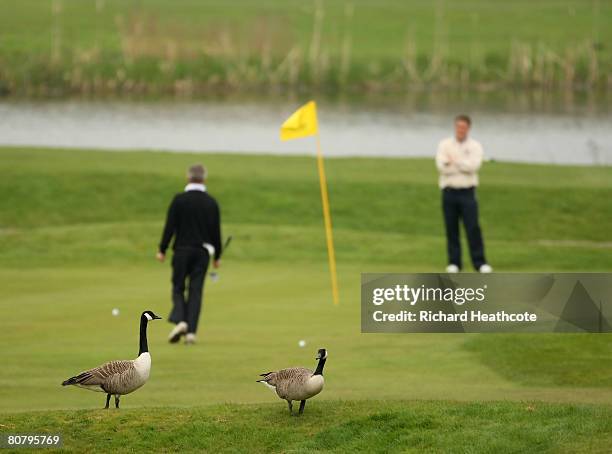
left=479, top=264, right=493, bottom=273
left=446, top=264, right=460, bottom=273
left=185, top=333, right=196, bottom=345
left=168, top=321, right=188, bottom=343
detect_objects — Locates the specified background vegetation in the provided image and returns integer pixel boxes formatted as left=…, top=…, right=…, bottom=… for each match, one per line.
left=1, top=0, right=611, bottom=96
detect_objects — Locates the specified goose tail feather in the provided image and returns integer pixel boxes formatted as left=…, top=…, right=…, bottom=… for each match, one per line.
left=62, top=372, right=92, bottom=386
left=62, top=377, right=77, bottom=386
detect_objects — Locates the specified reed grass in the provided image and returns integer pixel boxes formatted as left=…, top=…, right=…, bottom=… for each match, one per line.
left=0, top=0, right=610, bottom=97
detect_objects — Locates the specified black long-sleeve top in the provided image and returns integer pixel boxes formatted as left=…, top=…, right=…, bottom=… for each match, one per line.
left=159, top=190, right=222, bottom=260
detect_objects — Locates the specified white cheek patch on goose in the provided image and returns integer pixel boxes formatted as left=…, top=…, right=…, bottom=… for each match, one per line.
left=144, top=313, right=153, bottom=321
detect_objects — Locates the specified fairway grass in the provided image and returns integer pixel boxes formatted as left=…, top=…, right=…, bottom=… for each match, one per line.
left=3, top=401, right=612, bottom=453
left=1, top=147, right=612, bottom=450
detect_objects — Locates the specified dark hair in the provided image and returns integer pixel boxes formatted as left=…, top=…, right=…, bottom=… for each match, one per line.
left=454, top=114, right=472, bottom=126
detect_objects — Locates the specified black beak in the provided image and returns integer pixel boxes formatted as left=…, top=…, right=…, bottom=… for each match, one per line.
left=153, top=315, right=162, bottom=320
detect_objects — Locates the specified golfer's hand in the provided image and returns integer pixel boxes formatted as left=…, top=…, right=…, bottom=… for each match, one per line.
left=213, top=260, right=220, bottom=269
left=156, top=252, right=165, bottom=262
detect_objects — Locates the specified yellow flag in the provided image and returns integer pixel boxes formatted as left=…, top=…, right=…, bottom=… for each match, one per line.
left=280, top=101, right=318, bottom=141
left=279, top=100, right=339, bottom=305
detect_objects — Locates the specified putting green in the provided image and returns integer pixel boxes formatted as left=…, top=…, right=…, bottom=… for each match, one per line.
left=1, top=147, right=611, bottom=413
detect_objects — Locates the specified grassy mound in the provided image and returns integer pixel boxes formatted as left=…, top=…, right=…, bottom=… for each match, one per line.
left=3, top=401, right=612, bottom=453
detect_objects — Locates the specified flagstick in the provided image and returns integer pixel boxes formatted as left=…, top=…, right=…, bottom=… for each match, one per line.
left=315, top=133, right=339, bottom=305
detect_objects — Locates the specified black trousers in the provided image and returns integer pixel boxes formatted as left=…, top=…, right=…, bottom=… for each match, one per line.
left=168, top=247, right=209, bottom=334
left=442, top=187, right=487, bottom=270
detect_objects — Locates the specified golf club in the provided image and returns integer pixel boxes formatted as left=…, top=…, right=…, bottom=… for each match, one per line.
left=209, top=235, right=232, bottom=282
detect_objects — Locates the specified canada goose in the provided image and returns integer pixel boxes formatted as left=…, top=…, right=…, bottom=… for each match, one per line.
left=62, top=310, right=161, bottom=409
left=257, top=348, right=327, bottom=415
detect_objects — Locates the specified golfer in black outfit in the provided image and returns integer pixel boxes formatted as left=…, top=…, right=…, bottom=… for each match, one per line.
left=157, top=164, right=222, bottom=344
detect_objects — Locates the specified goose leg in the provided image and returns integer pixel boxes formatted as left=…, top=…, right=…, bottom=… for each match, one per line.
left=104, top=394, right=111, bottom=409
left=298, top=400, right=306, bottom=415
left=287, top=400, right=293, bottom=415
left=115, top=395, right=120, bottom=409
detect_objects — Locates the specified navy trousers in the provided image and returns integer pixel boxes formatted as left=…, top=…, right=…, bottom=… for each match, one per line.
left=169, top=247, right=209, bottom=333
left=442, top=187, right=487, bottom=270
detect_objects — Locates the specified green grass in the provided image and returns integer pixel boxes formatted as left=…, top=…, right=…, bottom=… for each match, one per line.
left=3, top=401, right=612, bottom=453
left=1, top=147, right=612, bottom=451
left=465, top=334, right=612, bottom=388
left=0, top=0, right=610, bottom=95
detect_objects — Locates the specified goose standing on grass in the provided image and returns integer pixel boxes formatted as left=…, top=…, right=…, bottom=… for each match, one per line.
left=62, top=310, right=161, bottom=409
left=257, top=348, right=327, bottom=415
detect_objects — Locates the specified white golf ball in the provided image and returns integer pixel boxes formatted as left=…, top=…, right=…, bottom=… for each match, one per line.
left=298, top=340, right=306, bottom=348
left=112, top=308, right=120, bottom=316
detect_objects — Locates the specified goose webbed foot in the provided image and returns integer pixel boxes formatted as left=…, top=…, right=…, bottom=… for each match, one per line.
left=104, top=394, right=111, bottom=409
left=287, top=400, right=293, bottom=415
left=298, top=400, right=306, bottom=415
left=115, top=395, right=120, bottom=409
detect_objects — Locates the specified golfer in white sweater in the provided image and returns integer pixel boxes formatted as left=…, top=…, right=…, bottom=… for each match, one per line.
left=436, top=115, right=492, bottom=273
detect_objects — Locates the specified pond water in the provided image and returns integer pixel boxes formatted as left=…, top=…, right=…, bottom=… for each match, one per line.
left=0, top=95, right=610, bottom=165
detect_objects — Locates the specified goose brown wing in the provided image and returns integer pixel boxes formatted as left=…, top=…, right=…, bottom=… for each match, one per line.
left=63, top=360, right=134, bottom=387
left=268, top=367, right=313, bottom=399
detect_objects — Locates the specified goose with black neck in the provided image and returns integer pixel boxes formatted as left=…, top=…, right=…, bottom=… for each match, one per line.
left=257, top=348, right=328, bottom=415
left=62, top=310, right=161, bottom=409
